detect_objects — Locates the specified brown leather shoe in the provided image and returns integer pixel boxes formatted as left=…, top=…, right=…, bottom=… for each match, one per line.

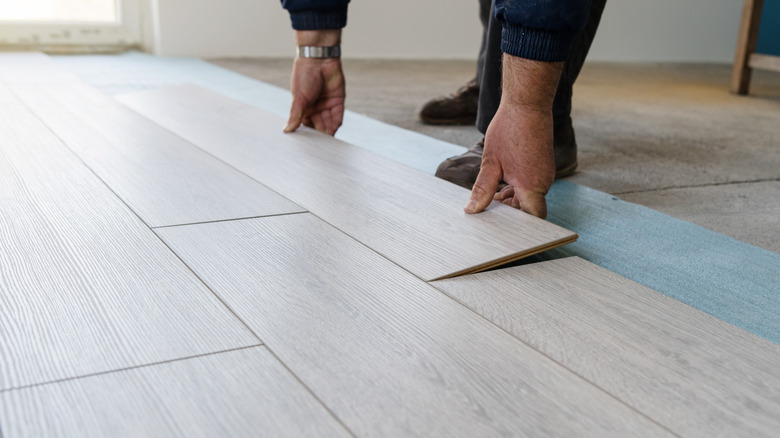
left=435, top=121, right=578, bottom=190
left=419, top=79, right=479, bottom=125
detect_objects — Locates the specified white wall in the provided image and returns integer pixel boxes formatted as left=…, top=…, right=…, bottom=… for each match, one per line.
left=148, top=0, right=743, bottom=63
left=588, top=0, right=742, bottom=62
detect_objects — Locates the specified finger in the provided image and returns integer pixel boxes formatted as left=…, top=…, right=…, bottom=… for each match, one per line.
left=494, top=185, right=514, bottom=202
left=514, top=189, right=548, bottom=219
left=284, top=96, right=307, bottom=133
left=320, top=110, right=336, bottom=136
left=464, top=159, right=502, bottom=214
left=331, top=105, right=344, bottom=135
left=310, top=113, right=326, bottom=134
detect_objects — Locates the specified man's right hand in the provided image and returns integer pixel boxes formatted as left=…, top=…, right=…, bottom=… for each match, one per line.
left=464, top=54, right=564, bottom=219
left=284, top=29, right=345, bottom=137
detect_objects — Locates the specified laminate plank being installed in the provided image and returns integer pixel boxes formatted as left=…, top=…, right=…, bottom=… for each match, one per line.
left=0, top=347, right=350, bottom=438
left=433, top=257, right=780, bottom=438
left=118, top=85, right=577, bottom=280
left=156, top=214, right=671, bottom=437
left=0, top=103, right=258, bottom=390
left=6, top=80, right=303, bottom=228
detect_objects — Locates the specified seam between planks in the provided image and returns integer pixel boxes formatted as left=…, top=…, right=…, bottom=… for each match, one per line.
left=116, top=100, right=446, bottom=283
left=151, top=211, right=310, bottom=230
left=424, top=280, right=684, bottom=438
left=9, top=84, right=266, bottom=338
left=0, top=345, right=261, bottom=394
left=149, top=225, right=358, bottom=438
left=110, top=92, right=660, bottom=434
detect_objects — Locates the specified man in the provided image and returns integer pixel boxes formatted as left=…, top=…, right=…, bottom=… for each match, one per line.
left=430, top=0, right=606, bottom=199
left=280, top=0, right=603, bottom=219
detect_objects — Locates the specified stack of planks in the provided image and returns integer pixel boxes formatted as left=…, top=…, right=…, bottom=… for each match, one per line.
left=1, top=53, right=779, bottom=437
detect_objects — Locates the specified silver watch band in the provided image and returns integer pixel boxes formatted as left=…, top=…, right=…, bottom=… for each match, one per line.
left=296, top=45, right=341, bottom=58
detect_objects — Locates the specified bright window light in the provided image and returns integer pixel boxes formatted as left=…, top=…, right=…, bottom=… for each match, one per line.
left=0, top=0, right=117, bottom=23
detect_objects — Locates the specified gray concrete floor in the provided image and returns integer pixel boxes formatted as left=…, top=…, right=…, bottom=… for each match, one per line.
left=210, top=58, right=780, bottom=254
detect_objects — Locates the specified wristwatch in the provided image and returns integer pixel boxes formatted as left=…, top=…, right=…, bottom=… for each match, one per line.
left=296, top=45, right=341, bottom=58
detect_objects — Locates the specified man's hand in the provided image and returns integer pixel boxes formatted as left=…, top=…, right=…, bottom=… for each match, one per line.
left=283, top=30, right=345, bottom=136
left=464, top=54, right=563, bottom=219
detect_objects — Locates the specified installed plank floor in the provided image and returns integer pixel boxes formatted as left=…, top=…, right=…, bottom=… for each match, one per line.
left=118, top=85, right=577, bottom=280
left=0, top=52, right=83, bottom=84
left=5, top=78, right=303, bottom=228
left=433, top=257, right=780, bottom=438
left=0, top=101, right=258, bottom=390
left=1, top=347, right=350, bottom=438
left=156, top=213, right=671, bottom=437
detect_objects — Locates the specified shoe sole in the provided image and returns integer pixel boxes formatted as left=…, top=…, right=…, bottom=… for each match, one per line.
left=555, top=160, right=578, bottom=179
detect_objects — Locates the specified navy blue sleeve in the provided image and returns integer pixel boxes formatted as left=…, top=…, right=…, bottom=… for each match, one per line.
left=281, top=0, right=350, bottom=30
left=494, top=0, right=591, bottom=62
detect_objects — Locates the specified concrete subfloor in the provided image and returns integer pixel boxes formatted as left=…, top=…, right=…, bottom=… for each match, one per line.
left=210, top=58, right=780, bottom=254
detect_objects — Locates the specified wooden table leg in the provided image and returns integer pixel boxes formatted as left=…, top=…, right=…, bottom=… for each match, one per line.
left=731, top=0, right=765, bottom=95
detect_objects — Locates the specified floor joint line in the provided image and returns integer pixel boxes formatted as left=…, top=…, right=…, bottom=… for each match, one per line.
left=151, top=211, right=309, bottom=229
left=0, top=345, right=262, bottom=394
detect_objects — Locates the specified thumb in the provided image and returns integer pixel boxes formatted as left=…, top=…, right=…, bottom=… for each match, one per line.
left=284, top=97, right=307, bottom=133
left=464, top=160, right=501, bottom=214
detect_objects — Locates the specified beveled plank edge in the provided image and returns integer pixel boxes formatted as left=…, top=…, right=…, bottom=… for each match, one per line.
left=0, top=102, right=263, bottom=391
left=7, top=80, right=307, bottom=229
left=430, top=234, right=579, bottom=281
left=0, top=344, right=262, bottom=395
left=1, top=345, right=353, bottom=438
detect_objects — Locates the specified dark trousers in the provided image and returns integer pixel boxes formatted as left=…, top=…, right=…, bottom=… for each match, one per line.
left=475, top=0, right=608, bottom=135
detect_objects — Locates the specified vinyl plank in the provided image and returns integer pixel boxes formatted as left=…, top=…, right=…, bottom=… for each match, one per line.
left=433, top=257, right=780, bottom=438
left=6, top=81, right=303, bottom=228
left=0, top=52, right=83, bottom=83
left=0, top=82, right=17, bottom=103
left=0, top=103, right=258, bottom=390
left=118, top=85, right=577, bottom=280
left=155, top=214, right=670, bottom=437
left=0, top=347, right=350, bottom=438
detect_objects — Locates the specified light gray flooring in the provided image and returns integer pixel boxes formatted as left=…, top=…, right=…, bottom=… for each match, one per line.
left=0, top=101, right=258, bottom=391
left=434, top=257, right=780, bottom=438
left=118, top=85, right=576, bottom=280
left=12, top=81, right=304, bottom=228
left=3, top=53, right=780, bottom=437
left=210, top=58, right=780, bottom=254
left=156, top=214, right=671, bottom=437
left=1, top=347, right=351, bottom=438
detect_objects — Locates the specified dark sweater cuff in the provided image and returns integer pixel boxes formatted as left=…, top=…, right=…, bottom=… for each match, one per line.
left=501, top=24, right=579, bottom=62
left=289, top=9, right=347, bottom=30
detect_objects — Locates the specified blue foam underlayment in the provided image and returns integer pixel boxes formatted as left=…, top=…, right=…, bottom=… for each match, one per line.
left=54, top=53, right=780, bottom=345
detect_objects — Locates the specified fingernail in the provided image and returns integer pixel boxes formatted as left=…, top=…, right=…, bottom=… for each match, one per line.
left=464, top=199, right=476, bottom=213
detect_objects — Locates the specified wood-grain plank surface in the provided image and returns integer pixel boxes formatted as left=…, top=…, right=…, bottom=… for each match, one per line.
left=7, top=81, right=303, bottom=228
left=433, top=257, right=780, bottom=438
left=0, top=103, right=258, bottom=390
left=0, top=347, right=350, bottom=438
left=119, top=85, right=577, bottom=280
left=156, top=214, right=670, bottom=437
